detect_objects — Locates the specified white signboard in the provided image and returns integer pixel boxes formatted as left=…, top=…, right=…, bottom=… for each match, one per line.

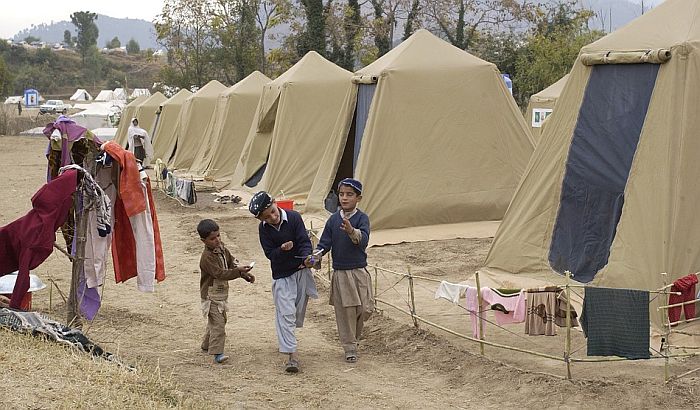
left=532, top=108, right=553, bottom=128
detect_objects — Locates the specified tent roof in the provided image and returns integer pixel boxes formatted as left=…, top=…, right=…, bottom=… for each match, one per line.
left=223, top=71, right=270, bottom=97
left=582, top=0, right=700, bottom=52
left=161, top=88, right=193, bottom=107
left=189, top=80, right=227, bottom=99
left=270, top=51, right=351, bottom=85
left=70, top=89, right=92, bottom=101
left=530, top=74, right=569, bottom=103
left=357, top=29, right=493, bottom=76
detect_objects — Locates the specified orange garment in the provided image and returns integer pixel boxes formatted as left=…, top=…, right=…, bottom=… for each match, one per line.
left=104, top=142, right=165, bottom=287
left=102, top=141, right=145, bottom=217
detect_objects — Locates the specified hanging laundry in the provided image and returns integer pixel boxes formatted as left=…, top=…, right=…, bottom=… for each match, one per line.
left=580, top=287, right=650, bottom=359
left=668, top=273, right=698, bottom=324
left=175, top=178, right=197, bottom=204
left=434, top=281, right=469, bottom=304
left=525, top=287, right=558, bottom=336
left=0, top=170, right=78, bottom=309
left=102, top=142, right=165, bottom=291
left=464, top=286, right=526, bottom=338
left=554, top=290, right=579, bottom=328
left=83, top=165, right=117, bottom=289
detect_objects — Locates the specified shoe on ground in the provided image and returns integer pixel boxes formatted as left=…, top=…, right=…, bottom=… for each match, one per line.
left=214, top=354, right=230, bottom=364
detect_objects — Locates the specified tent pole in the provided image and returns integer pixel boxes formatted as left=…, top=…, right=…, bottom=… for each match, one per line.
left=565, top=270, right=573, bottom=380
left=474, top=271, right=485, bottom=355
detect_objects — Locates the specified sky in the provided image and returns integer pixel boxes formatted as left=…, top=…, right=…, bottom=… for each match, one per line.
left=0, top=1, right=164, bottom=38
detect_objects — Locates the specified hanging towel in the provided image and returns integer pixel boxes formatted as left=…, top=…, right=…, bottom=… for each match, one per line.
left=525, top=288, right=558, bottom=336
left=465, top=287, right=526, bottom=338
left=580, top=287, right=650, bottom=359
left=668, top=274, right=698, bottom=324
left=434, top=281, right=469, bottom=304
left=554, top=290, right=579, bottom=328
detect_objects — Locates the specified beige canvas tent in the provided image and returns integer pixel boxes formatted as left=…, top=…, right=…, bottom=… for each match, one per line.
left=481, top=0, right=700, bottom=328
left=232, top=52, right=353, bottom=199
left=186, top=71, right=270, bottom=180
left=113, top=95, right=149, bottom=146
left=151, top=89, right=193, bottom=161
left=525, top=75, right=569, bottom=142
left=305, top=29, right=534, bottom=242
left=133, top=92, right=167, bottom=136
left=167, top=80, right=227, bottom=169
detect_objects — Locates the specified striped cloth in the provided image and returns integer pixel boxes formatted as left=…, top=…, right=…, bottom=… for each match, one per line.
left=581, top=287, right=650, bottom=359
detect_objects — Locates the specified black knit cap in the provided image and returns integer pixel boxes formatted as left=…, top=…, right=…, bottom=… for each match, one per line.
left=248, top=191, right=273, bottom=217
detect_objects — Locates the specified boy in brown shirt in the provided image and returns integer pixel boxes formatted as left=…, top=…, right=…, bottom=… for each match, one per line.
left=198, top=219, right=255, bottom=364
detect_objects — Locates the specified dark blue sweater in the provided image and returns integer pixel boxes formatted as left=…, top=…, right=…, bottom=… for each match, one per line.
left=317, top=209, right=370, bottom=270
left=258, top=209, right=312, bottom=279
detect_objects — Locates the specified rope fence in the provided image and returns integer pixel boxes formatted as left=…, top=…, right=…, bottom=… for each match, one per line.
left=367, top=263, right=700, bottom=383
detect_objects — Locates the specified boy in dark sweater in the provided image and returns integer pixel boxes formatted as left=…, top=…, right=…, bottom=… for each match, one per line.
left=249, top=191, right=318, bottom=373
left=198, top=219, right=255, bottom=364
left=313, top=178, right=373, bottom=363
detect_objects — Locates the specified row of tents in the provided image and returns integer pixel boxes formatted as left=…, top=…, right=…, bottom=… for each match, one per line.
left=114, top=0, right=698, bottom=330
left=69, top=88, right=152, bottom=102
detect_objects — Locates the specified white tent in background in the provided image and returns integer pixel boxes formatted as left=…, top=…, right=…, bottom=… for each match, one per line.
left=70, top=102, right=120, bottom=129
left=4, top=96, right=22, bottom=104
left=130, top=88, right=151, bottom=98
left=95, top=90, right=117, bottom=101
left=90, top=128, right=118, bottom=141
left=113, top=88, right=128, bottom=100
left=70, top=89, right=93, bottom=101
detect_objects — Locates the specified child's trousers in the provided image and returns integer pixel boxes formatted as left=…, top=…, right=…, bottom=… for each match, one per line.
left=201, top=301, right=227, bottom=355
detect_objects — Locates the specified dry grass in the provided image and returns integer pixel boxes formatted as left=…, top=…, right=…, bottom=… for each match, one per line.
left=0, top=105, right=51, bottom=136
left=0, top=328, right=209, bottom=409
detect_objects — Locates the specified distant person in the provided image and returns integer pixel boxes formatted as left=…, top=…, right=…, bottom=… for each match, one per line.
left=197, top=219, right=255, bottom=364
left=313, top=178, right=373, bottom=364
left=249, top=191, right=318, bottom=373
left=127, top=118, right=153, bottom=164
left=17, top=101, right=22, bottom=116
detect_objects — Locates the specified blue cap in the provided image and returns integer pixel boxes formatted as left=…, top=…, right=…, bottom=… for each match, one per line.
left=248, top=191, right=273, bottom=217
left=338, top=178, right=362, bottom=194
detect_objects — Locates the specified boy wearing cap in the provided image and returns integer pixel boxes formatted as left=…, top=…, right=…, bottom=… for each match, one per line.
left=313, top=178, right=373, bottom=363
left=249, top=191, right=318, bottom=373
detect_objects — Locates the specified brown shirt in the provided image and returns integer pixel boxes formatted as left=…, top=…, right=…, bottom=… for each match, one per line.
left=200, top=244, right=242, bottom=301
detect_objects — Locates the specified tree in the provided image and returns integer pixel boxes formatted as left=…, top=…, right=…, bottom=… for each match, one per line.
left=297, top=0, right=327, bottom=56
left=251, top=0, right=292, bottom=74
left=403, top=0, right=422, bottom=40
left=424, top=0, right=531, bottom=51
left=155, top=0, right=218, bottom=88
left=0, top=56, right=12, bottom=98
left=513, top=2, right=603, bottom=107
left=211, top=0, right=261, bottom=82
left=63, top=30, right=73, bottom=47
left=126, top=38, right=140, bottom=53
left=70, top=11, right=99, bottom=63
left=23, top=35, right=40, bottom=44
left=106, top=36, right=121, bottom=49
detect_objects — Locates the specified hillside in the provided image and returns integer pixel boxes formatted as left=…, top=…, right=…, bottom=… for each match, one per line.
left=0, top=43, right=163, bottom=98
left=12, top=14, right=159, bottom=50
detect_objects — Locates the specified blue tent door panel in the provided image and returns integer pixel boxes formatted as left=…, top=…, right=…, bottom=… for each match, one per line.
left=549, top=64, right=659, bottom=282
left=354, top=83, right=376, bottom=172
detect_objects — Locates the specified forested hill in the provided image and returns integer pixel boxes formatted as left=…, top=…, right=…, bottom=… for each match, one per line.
left=11, top=14, right=159, bottom=50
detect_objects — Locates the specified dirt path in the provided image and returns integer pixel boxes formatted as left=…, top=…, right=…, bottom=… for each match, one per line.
left=1, top=135, right=699, bottom=408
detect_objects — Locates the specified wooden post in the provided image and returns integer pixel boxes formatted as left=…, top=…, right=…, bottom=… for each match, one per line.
left=374, top=266, right=378, bottom=304
left=66, top=146, right=97, bottom=327
left=49, top=279, right=53, bottom=312
left=67, top=186, right=87, bottom=327
left=407, top=266, right=419, bottom=329
left=474, top=271, right=485, bottom=355
left=565, top=270, right=573, bottom=380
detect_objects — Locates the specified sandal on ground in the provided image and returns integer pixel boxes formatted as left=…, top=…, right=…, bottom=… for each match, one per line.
left=285, top=359, right=300, bottom=373
left=345, top=351, right=358, bottom=363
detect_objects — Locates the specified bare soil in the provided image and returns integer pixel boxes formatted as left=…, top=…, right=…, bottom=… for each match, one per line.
left=1, top=135, right=699, bottom=409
